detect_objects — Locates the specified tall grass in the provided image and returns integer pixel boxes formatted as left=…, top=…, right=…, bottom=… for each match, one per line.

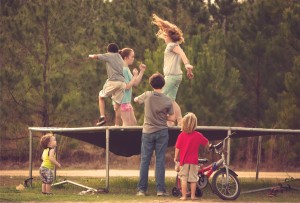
left=0, top=176, right=299, bottom=202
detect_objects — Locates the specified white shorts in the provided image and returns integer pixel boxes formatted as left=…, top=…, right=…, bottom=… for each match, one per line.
left=99, top=81, right=126, bottom=104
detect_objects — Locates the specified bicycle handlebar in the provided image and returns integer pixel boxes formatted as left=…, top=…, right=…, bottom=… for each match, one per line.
left=209, top=132, right=237, bottom=151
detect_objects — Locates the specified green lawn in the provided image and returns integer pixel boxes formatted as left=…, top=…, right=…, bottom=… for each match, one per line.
left=0, top=176, right=299, bottom=202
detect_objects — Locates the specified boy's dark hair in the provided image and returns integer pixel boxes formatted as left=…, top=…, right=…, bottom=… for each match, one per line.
left=149, top=72, right=165, bottom=89
left=107, top=43, right=119, bottom=53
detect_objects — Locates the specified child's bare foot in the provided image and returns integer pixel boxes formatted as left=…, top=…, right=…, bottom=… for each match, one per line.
left=180, top=197, right=187, bottom=201
left=191, top=197, right=199, bottom=200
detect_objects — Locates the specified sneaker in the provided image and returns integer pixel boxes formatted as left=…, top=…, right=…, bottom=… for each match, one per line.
left=96, top=117, right=106, bottom=126
left=157, top=191, right=169, bottom=196
left=136, top=191, right=146, bottom=196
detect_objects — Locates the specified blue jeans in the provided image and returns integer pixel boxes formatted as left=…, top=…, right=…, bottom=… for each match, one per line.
left=137, top=128, right=169, bottom=193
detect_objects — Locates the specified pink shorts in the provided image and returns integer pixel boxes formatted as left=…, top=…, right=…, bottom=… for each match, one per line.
left=120, top=103, right=133, bottom=112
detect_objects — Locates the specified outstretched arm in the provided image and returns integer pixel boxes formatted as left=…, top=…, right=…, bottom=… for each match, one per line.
left=172, top=46, right=194, bottom=79
left=88, top=54, right=99, bottom=59
left=172, top=46, right=190, bottom=65
left=134, top=92, right=147, bottom=104
left=205, top=142, right=210, bottom=151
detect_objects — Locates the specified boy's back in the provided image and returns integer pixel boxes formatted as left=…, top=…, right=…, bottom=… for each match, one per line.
left=136, top=91, right=173, bottom=133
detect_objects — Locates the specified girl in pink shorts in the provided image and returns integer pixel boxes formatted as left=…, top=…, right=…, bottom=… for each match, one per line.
left=115, top=48, right=146, bottom=126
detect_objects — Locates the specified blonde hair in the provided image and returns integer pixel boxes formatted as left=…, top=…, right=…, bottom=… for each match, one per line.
left=152, top=14, right=184, bottom=44
left=181, top=112, right=197, bottom=133
left=40, top=133, right=54, bottom=149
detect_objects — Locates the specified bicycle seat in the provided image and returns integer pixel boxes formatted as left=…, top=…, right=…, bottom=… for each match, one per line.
left=198, top=158, right=208, bottom=164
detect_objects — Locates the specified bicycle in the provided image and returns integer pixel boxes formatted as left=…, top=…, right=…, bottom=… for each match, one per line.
left=172, top=132, right=241, bottom=200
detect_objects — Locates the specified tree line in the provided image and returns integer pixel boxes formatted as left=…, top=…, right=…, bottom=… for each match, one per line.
left=1, top=0, right=299, bottom=169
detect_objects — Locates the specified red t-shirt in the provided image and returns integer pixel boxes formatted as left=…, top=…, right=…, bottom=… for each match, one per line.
left=175, top=131, right=209, bottom=166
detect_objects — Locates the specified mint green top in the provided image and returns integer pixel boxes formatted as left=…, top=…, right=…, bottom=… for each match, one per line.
left=41, top=148, right=55, bottom=170
left=121, top=66, right=133, bottom=104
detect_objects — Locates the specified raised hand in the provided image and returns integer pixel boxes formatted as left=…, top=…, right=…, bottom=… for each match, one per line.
left=187, top=68, right=194, bottom=80
left=133, top=68, right=139, bottom=76
left=139, top=63, right=147, bottom=72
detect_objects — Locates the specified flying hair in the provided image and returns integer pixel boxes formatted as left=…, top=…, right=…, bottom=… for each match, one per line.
left=152, top=14, right=184, bottom=44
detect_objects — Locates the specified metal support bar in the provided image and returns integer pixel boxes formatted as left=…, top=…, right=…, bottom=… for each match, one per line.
left=52, top=180, right=97, bottom=191
left=105, top=128, right=110, bottom=191
left=256, top=136, right=262, bottom=180
left=29, top=130, right=33, bottom=187
left=227, top=129, right=231, bottom=165
left=54, top=133, right=57, bottom=181
left=241, top=187, right=273, bottom=194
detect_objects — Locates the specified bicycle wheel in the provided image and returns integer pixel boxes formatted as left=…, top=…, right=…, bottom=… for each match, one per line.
left=172, top=187, right=181, bottom=197
left=211, top=169, right=240, bottom=200
left=197, top=174, right=208, bottom=189
left=172, top=175, right=182, bottom=197
left=195, top=187, right=203, bottom=197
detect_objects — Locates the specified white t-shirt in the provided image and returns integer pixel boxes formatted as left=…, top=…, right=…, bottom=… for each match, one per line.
left=163, top=42, right=182, bottom=76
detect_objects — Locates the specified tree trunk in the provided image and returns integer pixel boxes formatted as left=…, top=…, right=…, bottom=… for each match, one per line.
left=42, top=2, right=50, bottom=127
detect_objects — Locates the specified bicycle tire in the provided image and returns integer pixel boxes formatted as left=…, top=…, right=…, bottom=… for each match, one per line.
left=211, top=169, right=240, bottom=200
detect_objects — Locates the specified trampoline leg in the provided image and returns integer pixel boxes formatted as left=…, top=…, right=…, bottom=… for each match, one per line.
left=29, top=130, right=33, bottom=187
left=54, top=134, right=57, bottom=181
left=256, top=136, right=262, bottom=180
left=227, top=129, right=231, bottom=165
left=105, top=128, right=110, bottom=191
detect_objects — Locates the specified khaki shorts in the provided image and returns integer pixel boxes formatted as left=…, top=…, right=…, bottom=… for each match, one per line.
left=99, top=81, right=126, bottom=104
left=178, top=164, right=199, bottom=182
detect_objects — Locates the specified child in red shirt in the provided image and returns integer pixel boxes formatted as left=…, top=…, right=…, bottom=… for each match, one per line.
left=174, top=112, right=209, bottom=200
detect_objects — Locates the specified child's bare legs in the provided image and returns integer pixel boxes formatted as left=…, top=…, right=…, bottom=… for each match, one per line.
left=99, top=96, right=105, bottom=117
left=114, top=106, right=121, bottom=126
left=42, top=183, right=51, bottom=194
left=173, top=101, right=182, bottom=126
left=42, top=183, right=46, bottom=193
left=167, top=101, right=182, bottom=126
left=45, top=184, right=51, bottom=193
left=113, top=103, right=121, bottom=125
left=96, top=96, right=107, bottom=126
left=121, top=109, right=137, bottom=126
left=190, top=182, right=197, bottom=200
left=180, top=180, right=188, bottom=200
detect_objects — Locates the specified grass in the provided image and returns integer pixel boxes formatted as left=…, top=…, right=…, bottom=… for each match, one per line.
left=0, top=176, right=299, bottom=202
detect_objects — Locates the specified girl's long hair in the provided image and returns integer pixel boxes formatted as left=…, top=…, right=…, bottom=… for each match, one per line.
left=152, top=14, right=184, bottom=44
